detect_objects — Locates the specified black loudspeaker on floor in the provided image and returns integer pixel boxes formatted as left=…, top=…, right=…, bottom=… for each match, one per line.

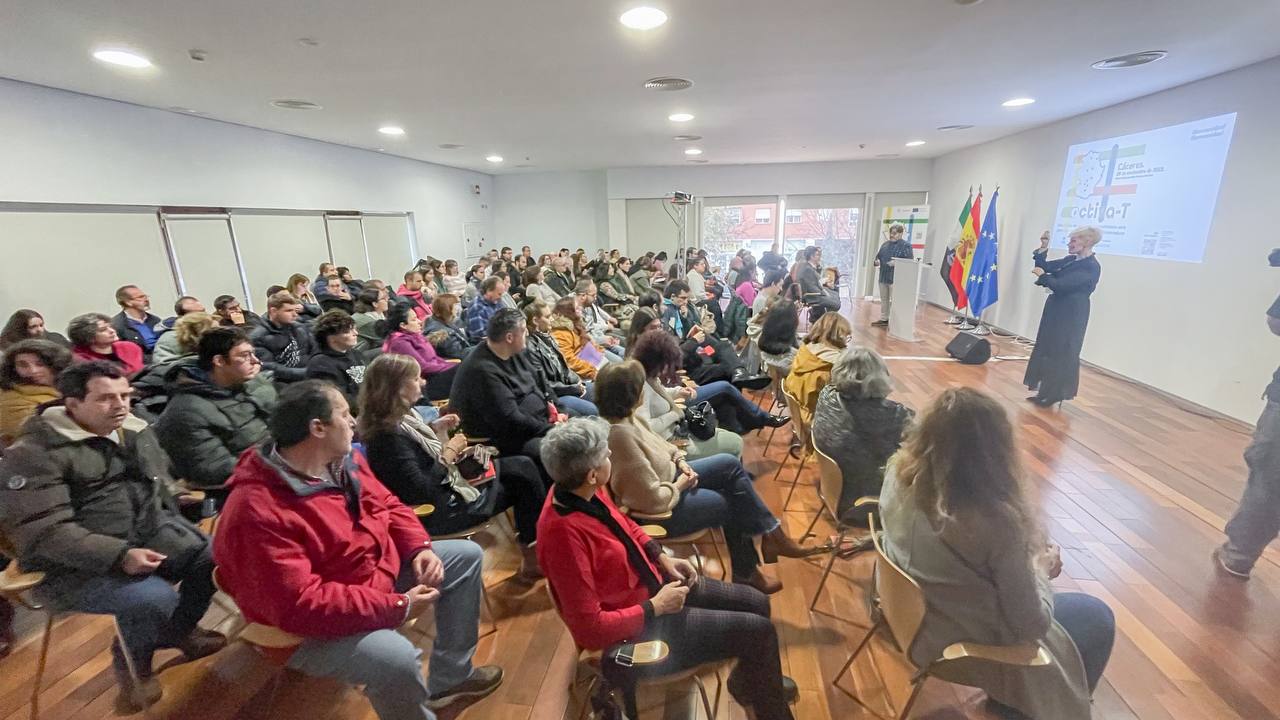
left=945, top=332, right=992, bottom=364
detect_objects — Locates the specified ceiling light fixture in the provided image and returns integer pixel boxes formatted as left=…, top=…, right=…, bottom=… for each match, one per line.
left=684, top=148, right=703, bottom=156
left=620, top=7, right=668, bottom=30
left=486, top=155, right=504, bottom=163
left=875, top=153, right=900, bottom=159
left=92, top=48, right=152, bottom=69
left=644, top=77, right=693, bottom=91
left=668, top=112, right=694, bottom=122
left=937, top=124, right=974, bottom=132
left=271, top=99, right=322, bottom=110
left=672, top=134, right=702, bottom=141
left=378, top=126, right=406, bottom=136
left=437, top=143, right=464, bottom=150
left=905, top=140, right=927, bottom=147
left=1002, top=97, right=1036, bottom=108
left=1092, top=50, right=1168, bottom=70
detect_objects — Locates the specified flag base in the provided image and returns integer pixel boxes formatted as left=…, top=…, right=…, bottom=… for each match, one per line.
left=943, top=315, right=963, bottom=326
left=969, top=324, right=991, bottom=336
left=957, top=319, right=977, bottom=330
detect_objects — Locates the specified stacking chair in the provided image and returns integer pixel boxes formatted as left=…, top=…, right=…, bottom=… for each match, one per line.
left=618, top=504, right=727, bottom=581
left=806, top=459, right=876, bottom=611
left=775, top=387, right=814, bottom=510
left=832, top=513, right=1052, bottom=719
left=546, top=582, right=724, bottom=720
left=0, top=534, right=150, bottom=720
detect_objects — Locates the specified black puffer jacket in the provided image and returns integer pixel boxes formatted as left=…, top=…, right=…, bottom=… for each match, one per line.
left=0, top=407, right=206, bottom=601
left=812, top=385, right=913, bottom=523
left=305, top=347, right=368, bottom=409
left=154, top=363, right=277, bottom=490
left=249, top=320, right=317, bottom=383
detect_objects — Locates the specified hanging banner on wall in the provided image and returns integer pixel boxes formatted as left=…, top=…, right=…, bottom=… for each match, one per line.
left=881, top=205, right=930, bottom=251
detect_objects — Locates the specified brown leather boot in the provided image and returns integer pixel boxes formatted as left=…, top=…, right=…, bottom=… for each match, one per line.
left=736, top=569, right=783, bottom=595
left=517, top=543, right=544, bottom=581
left=760, top=527, right=827, bottom=563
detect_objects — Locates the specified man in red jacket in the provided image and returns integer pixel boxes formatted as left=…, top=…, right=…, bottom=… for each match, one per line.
left=212, top=381, right=502, bottom=720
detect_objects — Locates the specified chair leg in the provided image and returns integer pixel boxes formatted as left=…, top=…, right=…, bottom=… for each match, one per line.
left=898, top=676, right=928, bottom=720
left=833, top=619, right=882, bottom=695
left=694, top=675, right=715, bottom=720
left=31, top=612, right=55, bottom=720
left=809, top=529, right=847, bottom=611
left=710, top=531, right=727, bottom=581
left=800, top=499, right=825, bottom=542
left=479, top=585, right=499, bottom=638
left=770, top=448, right=791, bottom=484
left=781, top=452, right=809, bottom=512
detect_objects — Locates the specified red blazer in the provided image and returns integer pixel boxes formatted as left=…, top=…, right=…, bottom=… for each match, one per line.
left=212, top=446, right=432, bottom=638
left=536, top=489, right=663, bottom=650
left=72, top=341, right=144, bottom=376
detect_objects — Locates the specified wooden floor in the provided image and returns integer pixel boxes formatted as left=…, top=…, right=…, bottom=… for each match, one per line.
left=1, top=299, right=1271, bottom=720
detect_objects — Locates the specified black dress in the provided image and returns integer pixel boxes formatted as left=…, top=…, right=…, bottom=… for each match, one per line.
left=1023, top=249, right=1102, bottom=403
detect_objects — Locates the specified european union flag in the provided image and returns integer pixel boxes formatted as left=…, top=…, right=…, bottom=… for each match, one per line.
left=967, top=190, right=1000, bottom=316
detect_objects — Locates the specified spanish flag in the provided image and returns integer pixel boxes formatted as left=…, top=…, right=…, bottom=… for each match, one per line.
left=939, top=190, right=973, bottom=307
left=948, top=188, right=982, bottom=309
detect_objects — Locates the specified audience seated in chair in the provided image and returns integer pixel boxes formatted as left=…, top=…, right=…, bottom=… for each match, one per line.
left=111, top=284, right=163, bottom=359
left=212, top=294, right=262, bottom=329
left=423, top=293, right=474, bottom=360
left=544, top=255, right=575, bottom=298
left=212, top=380, right=503, bottom=720
left=306, top=310, right=368, bottom=410
left=358, top=354, right=546, bottom=580
left=660, top=281, right=768, bottom=391
left=549, top=296, right=614, bottom=383
left=522, top=265, right=561, bottom=307
left=794, top=246, right=841, bottom=322
left=319, top=275, right=355, bottom=314
left=536, top=417, right=799, bottom=720
left=782, top=311, right=851, bottom=418
left=595, top=361, right=816, bottom=595
left=131, top=312, right=221, bottom=420
left=684, top=257, right=726, bottom=337
left=464, top=276, right=505, bottom=343
left=396, top=269, right=434, bottom=322
left=353, top=285, right=391, bottom=353
left=152, top=296, right=206, bottom=363
left=880, top=387, right=1114, bottom=720
left=813, top=347, right=913, bottom=526
left=312, top=262, right=340, bottom=299
left=156, top=327, right=276, bottom=495
left=286, top=273, right=323, bottom=322
left=574, top=279, right=625, bottom=355
left=2, top=309, right=71, bottom=352
left=523, top=300, right=598, bottom=417
left=383, top=302, right=459, bottom=402
left=450, top=308, right=560, bottom=471
left=0, top=361, right=223, bottom=713
left=0, top=339, right=71, bottom=447
left=68, top=312, right=145, bottom=376
left=441, top=259, right=468, bottom=298
left=250, top=291, right=318, bottom=385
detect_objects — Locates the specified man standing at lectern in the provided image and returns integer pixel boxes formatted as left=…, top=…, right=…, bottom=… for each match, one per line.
left=1215, top=248, right=1280, bottom=579
left=872, top=224, right=914, bottom=327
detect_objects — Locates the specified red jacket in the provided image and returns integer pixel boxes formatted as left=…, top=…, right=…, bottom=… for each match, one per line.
left=212, top=445, right=432, bottom=638
left=396, top=285, right=432, bottom=321
left=72, top=341, right=144, bottom=376
left=536, top=489, right=663, bottom=650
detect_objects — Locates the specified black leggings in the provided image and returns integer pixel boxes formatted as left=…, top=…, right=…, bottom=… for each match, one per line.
left=421, top=455, right=547, bottom=544
left=603, top=577, right=793, bottom=720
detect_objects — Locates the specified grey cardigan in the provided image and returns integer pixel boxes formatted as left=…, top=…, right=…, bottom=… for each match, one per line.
left=879, top=465, right=1091, bottom=720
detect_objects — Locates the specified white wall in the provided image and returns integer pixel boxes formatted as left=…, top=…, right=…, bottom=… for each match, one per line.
left=927, top=57, right=1280, bottom=422
left=606, top=159, right=932, bottom=199
left=492, top=170, right=609, bottom=255
left=0, top=79, right=492, bottom=261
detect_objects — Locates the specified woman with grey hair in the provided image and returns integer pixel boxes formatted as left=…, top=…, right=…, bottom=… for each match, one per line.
left=536, top=417, right=798, bottom=720
left=812, top=347, right=913, bottom=525
left=67, top=312, right=145, bottom=375
left=1024, top=227, right=1103, bottom=407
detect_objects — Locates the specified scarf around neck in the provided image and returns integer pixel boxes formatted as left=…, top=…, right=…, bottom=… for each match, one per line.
left=399, top=408, right=481, bottom=503
left=552, top=486, right=662, bottom=595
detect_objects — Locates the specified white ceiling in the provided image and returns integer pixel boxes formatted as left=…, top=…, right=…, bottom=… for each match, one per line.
left=2, top=0, right=1279, bottom=174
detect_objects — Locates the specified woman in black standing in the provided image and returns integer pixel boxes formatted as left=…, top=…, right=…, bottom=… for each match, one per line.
left=1024, top=227, right=1103, bottom=407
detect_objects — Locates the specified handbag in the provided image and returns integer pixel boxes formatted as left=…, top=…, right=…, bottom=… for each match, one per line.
left=682, top=400, right=718, bottom=441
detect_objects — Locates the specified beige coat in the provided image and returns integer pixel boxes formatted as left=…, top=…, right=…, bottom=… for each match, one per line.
left=880, top=464, right=1092, bottom=720
left=606, top=414, right=682, bottom=515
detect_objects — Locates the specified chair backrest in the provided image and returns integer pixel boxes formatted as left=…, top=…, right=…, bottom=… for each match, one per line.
left=869, top=513, right=927, bottom=663
left=780, top=386, right=812, bottom=446
left=812, top=440, right=844, bottom=516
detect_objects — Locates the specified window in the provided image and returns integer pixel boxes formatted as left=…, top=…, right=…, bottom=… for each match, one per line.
left=754, top=208, right=771, bottom=224
left=785, top=209, right=802, bottom=224
left=782, top=206, right=861, bottom=298
left=725, top=207, right=742, bottom=224
left=701, top=198, right=779, bottom=276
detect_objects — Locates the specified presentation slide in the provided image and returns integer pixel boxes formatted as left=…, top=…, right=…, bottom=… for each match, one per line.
left=1051, top=112, right=1236, bottom=263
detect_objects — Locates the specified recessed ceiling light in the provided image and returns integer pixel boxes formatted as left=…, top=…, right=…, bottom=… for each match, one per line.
left=378, top=126, right=405, bottom=136
left=875, top=153, right=900, bottom=159
left=644, top=77, right=693, bottom=91
left=438, top=143, right=465, bottom=150
left=92, top=48, right=152, bottom=69
left=688, top=159, right=709, bottom=164
left=620, top=7, right=668, bottom=30
left=672, top=134, right=702, bottom=142
left=1092, top=50, right=1168, bottom=70
left=937, top=124, right=974, bottom=132
left=271, top=99, right=323, bottom=110
left=486, top=155, right=504, bottom=163
left=684, top=148, right=703, bottom=156
left=954, top=0, right=984, bottom=5
left=1002, top=97, right=1036, bottom=108
left=905, top=140, right=927, bottom=147
left=668, top=112, right=694, bottom=122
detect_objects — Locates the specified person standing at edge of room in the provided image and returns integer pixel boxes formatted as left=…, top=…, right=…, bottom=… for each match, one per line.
left=1024, top=228, right=1103, bottom=408
left=872, top=223, right=915, bottom=327
left=1214, top=248, right=1280, bottom=579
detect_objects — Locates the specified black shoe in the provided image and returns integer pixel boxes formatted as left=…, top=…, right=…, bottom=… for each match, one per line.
left=731, top=370, right=772, bottom=391
left=176, top=628, right=228, bottom=661
left=729, top=674, right=800, bottom=707
left=762, top=413, right=790, bottom=428
left=114, top=675, right=163, bottom=715
left=871, top=319, right=889, bottom=327
left=1025, top=395, right=1057, bottom=407
left=426, top=665, right=504, bottom=710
